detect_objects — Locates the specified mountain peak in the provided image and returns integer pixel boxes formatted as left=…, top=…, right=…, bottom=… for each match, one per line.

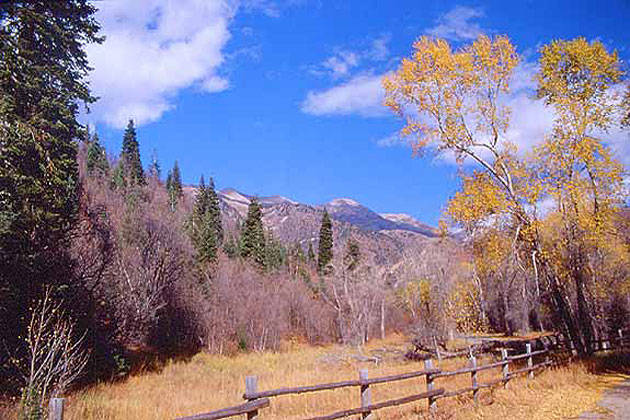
left=328, top=198, right=361, bottom=207
left=379, top=213, right=437, bottom=237
left=219, top=188, right=250, bottom=203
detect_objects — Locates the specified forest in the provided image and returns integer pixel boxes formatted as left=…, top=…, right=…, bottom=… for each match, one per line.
left=1, top=1, right=630, bottom=419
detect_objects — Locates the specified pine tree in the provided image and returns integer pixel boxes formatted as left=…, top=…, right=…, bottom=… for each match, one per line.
left=190, top=175, right=223, bottom=265
left=240, top=197, right=265, bottom=267
left=195, top=208, right=218, bottom=265
left=222, top=233, right=239, bottom=259
left=344, top=238, right=361, bottom=271
left=0, top=0, right=102, bottom=394
left=166, top=161, right=182, bottom=210
left=265, top=231, right=286, bottom=271
left=193, top=175, right=209, bottom=217
left=207, top=177, right=223, bottom=244
left=86, top=132, right=109, bottom=177
left=111, top=161, right=126, bottom=190
left=317, top=209, right=333, bottom=273
left=121, top=119, right=144, bottom=185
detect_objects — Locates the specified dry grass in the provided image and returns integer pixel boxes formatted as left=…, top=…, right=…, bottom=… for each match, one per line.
left=445, top=362, right=626, bottom=420
left=7, top=335, right=628, bottom=420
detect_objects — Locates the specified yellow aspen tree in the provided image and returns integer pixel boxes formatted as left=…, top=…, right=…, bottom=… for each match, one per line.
left=533, top=38, right=625, bottom=351
left=384, top=35, right=627, bottom=354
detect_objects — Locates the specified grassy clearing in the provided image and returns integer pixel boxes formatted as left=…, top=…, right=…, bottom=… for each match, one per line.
left=446, top=362, right=626, bottom=420
left=9, top=335, right=629, bottom=420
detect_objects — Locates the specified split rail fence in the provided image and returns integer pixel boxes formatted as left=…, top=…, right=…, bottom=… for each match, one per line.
left=48, top=330, right=629, bottom=420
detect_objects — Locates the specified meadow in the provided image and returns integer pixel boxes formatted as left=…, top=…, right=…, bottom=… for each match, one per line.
left=46, top=335, right=627, bottom=420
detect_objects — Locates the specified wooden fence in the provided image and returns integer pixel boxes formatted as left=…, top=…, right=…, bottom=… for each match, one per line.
left=47, top=330, right=629, bottom=420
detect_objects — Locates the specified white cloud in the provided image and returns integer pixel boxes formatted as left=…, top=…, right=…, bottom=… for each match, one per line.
left=375, top=132, right=413, bottom=148
left=311, top=34, right=391, bottom=79
left=300, top=74, right=387, bottom=117
left=241, top=0, right=280, bottom=17
left=85, top=0, right=234, bottom=128
left=425, top=5, right=484, bottom=41
left=202, top=75, right=231, bottom=93
left=322, top=51, right=359, bottom=79
left=368, top=35, right=390, bottom=61
left=301, top=34, right=392, bottom=115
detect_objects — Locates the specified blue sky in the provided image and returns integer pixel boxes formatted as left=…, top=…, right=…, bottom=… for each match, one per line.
left=85, top=0, right=630, bottom=226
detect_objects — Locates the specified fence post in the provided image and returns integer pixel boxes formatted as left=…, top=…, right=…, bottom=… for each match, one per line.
left=526, top=343, right=534, bottom=380
left=501, top=349, right=509, bottom=389
left=245, top=376, right=259, bottom=420
left=49, top=398, right=64, bottom=420
left=359, top=369, right=372, bottom=419
left=470, top=356, right=478, bottom=405
left=618, top=329, right=624, bottom=348
left=424, top=358, right=437, bottom=414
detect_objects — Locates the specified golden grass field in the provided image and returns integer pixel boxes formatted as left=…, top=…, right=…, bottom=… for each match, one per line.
left=7, top=334, right=629, bottom=420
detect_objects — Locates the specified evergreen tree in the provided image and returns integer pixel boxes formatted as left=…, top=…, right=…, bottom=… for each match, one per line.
left=193, top=175, right=209, bottom=216
left=240, top=197, right=265, bottom=267
left=86, top=132, right=109, bottom=177
left=265, top=231, right=286, bottom=271
left=207, top=177, right=223, bottom=244
left=190, top=175, right=223, bottom=264
left=121, top=119, right=144, bottom=185
left=317, top=210, right=333, bottom=273
left=110, top=161, right=126, bottom=190
left=223, top=233, right=239, bottom=259
left=0, top=0, right=102, bottom=394
left=344, top=238, right=361, bottom=271
left=166, top=161, right=182, bottom=210
left=195, top=209, right=218, bottom=265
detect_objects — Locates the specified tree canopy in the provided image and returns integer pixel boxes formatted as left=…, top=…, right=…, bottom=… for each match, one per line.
left=318, top=210, right=334, bottom=273
left=384, top=34, right=628, bottom=354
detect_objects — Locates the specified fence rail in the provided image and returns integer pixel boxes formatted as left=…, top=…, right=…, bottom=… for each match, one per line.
left=176, top=399, right=270, bottom=420
left=46, top=329, right=629, bottom=420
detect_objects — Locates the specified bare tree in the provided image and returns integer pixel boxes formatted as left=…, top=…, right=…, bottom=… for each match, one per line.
left=17, top=288, right=89, bottom=420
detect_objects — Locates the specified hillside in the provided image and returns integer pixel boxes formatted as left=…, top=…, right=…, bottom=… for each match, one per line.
left=205, top=187, right=462, bottom=277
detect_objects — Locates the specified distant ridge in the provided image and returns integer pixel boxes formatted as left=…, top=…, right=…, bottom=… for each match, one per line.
left=213, top=188, right=437, bottom=237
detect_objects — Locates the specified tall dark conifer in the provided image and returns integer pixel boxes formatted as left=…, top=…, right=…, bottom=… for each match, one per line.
left=191, top=175, right=223, bottom=265
left=207, top=177, right=223, bottom=244
left=0, top=0, right=102, bottom=394
left=166, top=161, right=182, bottom=210
left=121, top=119, right=144, bottom=185
left=317, top=210, right=333, bottom=273
left=344, top=238, right=360, bottom=271
left=86, top=132, right=109, bottom=177
left=240, top=197, right=265, bottom=267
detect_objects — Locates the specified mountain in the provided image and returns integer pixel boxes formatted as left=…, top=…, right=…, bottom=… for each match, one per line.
left=379, top=213, right=437, bottom=237
left=326, top=198, right=438, bottom=237
left=216, top=189, right=437, bottom=239
left=206, top=188, right=460, bottom=275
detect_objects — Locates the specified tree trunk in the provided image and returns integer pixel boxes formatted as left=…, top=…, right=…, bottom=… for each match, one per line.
left=574, top=268, right=594, bottom=354
left=380, top=299, right=386, bottom=340
left=544, top=265, right=585, bottom=355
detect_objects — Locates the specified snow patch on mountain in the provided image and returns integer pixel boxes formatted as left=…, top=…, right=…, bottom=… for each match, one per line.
left=328, top=198, right=361, bottom=207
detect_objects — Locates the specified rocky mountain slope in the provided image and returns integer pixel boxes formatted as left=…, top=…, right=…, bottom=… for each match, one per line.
left=210, top=188, right=461, bottom=275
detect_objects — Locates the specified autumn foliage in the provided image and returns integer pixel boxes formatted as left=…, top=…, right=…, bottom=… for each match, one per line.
left=384, top=35, right=630, bottom=352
